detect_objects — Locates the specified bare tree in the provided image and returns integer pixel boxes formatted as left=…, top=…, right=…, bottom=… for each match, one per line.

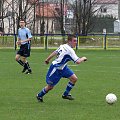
left=0, top=0, right=103, bottom=35
left=0, top=0, right=38, bottom=34
left=70, top=0, right=100, bottom=35
left=0, top=0, right=8, bottom=33
left=50, top=0, right=66, bottom=35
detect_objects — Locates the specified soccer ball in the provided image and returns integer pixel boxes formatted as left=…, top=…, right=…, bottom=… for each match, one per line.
left=106, top=93, right=117, bottom=104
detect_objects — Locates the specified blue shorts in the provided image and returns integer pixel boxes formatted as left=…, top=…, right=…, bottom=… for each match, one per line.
left=17, top=43, right=31, bottom=57
left=46, top=64, right=74, bottom=86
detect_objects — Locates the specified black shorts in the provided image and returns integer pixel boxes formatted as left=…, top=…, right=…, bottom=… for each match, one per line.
left=17, top=43, right=31, bottom=57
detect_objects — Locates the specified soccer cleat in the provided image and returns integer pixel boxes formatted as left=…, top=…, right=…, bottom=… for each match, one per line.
left=25, top=69, right=32, bottom=74
left=36, top=94, right=43, bottom=102
left=62, top=94, right=74, bottom=100
left=22, top=67, right=27, bottom=73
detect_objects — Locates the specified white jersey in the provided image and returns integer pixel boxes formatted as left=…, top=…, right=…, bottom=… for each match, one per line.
left=52, top=44, right=79, bottom=69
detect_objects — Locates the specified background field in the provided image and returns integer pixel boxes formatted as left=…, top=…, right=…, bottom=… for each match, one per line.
left=0, top=49, right=120, bottom=120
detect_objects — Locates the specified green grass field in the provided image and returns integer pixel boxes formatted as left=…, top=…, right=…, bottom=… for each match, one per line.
left=0, top=49, right=120, bottom=120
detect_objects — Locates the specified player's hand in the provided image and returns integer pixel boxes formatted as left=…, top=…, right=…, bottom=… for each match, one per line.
left=45, top=60, right=49, bottom=64
left=82, top=57, right=87, bottom=62
left=16, top=41, right=21, bottom=45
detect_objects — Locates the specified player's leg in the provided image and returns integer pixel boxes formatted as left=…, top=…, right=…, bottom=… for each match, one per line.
left=15, top=54, right=24, bottom=66
left=22, top=44, right=32, bottom=74
left=36, top=85, right=54, bottom=102
left=37, top=64, right=61, bottom=102
left=15, top=46, right=27, bottom=73
left=62, top=66, right=78, bottom=100
left=62, top=74, right=78, bottom=100
left=21, top=57, right=29, bottom=73
left=15, top=54, right=28, bottom=73
left=24, top=61, right=32, bottom=74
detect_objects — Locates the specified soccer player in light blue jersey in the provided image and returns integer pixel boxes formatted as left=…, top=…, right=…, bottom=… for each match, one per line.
left=15, top=19, right=32, bottom=74
left=37, top=34, right=87, bottom=102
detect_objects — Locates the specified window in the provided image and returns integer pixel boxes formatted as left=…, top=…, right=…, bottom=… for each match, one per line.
left=100, top=7, right=107, bottom=13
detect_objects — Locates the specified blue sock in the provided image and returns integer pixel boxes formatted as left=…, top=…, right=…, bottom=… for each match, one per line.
left=63, top=82, right=75, bottom=96
left=38, top=88, right=47, bottom=97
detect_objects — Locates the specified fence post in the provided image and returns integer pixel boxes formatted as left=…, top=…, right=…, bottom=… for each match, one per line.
left=104, top=34, right=107, bottom=50
left=76, top=33, right=78, bottom=50
left=14, top=34, right=17, bottom=50
left=45, top=35, right=48, bottom=50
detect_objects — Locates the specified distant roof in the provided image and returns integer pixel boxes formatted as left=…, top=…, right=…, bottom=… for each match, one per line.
left=95, top=0, right=118, bottom=4
left=36, top=3, right=68, bottom=18
left=28, top=0, right=37, bottom=4
left=36, top=4, right=58, bottom=17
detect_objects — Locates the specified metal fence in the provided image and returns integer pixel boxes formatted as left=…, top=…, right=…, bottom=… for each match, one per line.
left=0, top=34, right=120, bottom=50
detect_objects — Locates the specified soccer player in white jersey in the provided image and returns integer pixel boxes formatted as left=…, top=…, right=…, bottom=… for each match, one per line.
left=36, top=34, right=87, bottom=102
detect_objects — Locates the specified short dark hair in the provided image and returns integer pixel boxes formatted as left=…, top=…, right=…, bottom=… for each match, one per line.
left=67, top=34, right=76, bottom=41
left=20, top=19, right=25, bottom=22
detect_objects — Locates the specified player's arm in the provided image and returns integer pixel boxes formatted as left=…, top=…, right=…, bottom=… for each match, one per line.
left=70, top=49, right=87, bottom=64
left=45, top=51, right=57, bottom=64
left=16, top=39, right=21, bottom=45
left=76, top=57, right=87, bottom=64
left=20, top=37, right=32, bottom=43
left=16, top=30, right=21, bottom=45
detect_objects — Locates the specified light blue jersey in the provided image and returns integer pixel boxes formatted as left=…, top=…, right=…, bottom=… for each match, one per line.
left=18, top=27, right=32, bottom=45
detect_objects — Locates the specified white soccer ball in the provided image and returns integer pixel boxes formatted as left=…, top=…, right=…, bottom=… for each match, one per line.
left=106, top=93, right=117, bottom=104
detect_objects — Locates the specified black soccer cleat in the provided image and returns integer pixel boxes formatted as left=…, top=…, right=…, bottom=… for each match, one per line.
left=62, top=94, right=74, bottom=100
left=36, top=94, right=43, bottom=102
left=25, top=69, right=32, bottom=74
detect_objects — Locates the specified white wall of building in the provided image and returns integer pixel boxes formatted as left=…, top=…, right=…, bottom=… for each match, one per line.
left=94, top=4, right=118, bottom=18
